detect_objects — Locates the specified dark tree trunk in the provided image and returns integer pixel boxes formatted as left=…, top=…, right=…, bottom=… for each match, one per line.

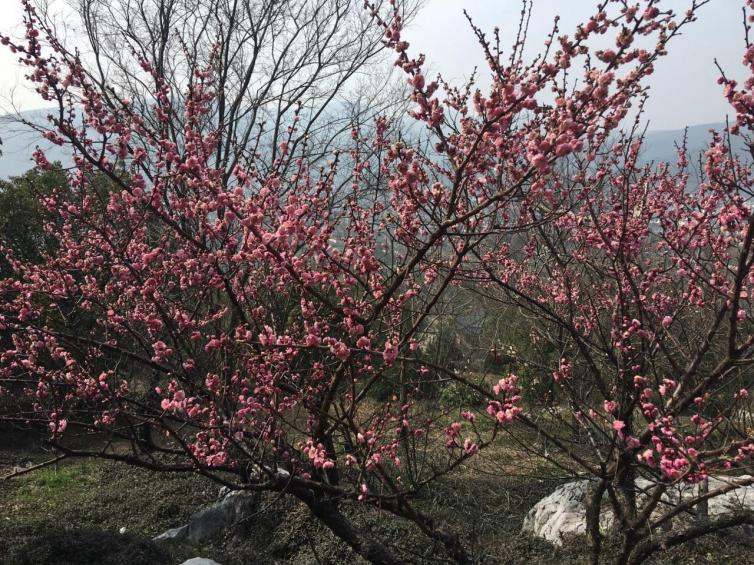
left=292, top=488, right=402, bottom=565
left=585, top=479, right=607, bottom=565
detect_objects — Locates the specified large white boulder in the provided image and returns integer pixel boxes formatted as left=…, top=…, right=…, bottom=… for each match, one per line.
left=522, top=480, right=593, bottom=543
left=523, top=476, right=754, bottom=545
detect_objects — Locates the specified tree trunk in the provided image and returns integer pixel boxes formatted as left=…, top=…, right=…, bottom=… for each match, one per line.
left=585, top=479, right=607, bottom=565
left=292, top=488, right=402, bottom=565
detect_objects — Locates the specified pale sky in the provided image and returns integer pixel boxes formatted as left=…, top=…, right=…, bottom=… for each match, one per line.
left=407, top=0, right=744, bottom=131
left=0, top=0, right=746, bottom=131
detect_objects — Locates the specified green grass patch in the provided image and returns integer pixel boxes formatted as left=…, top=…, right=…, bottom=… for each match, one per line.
left=14, top=462, right=99, bottom=508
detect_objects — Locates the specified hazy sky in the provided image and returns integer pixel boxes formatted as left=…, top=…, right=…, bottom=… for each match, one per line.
left=406, top=0, right=744, bottom=130
left=0, top=0, right=745, bottom=131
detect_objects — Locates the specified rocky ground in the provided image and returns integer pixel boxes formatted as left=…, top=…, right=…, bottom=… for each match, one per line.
left=1, top=427, right=753, bottom=564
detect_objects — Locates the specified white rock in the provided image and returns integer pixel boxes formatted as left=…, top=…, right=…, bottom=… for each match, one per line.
left=179, top=559, right=223, bottom=565
left=523, top=475, right=754, bottom=546
left=522, top=480, right=592, bottom=543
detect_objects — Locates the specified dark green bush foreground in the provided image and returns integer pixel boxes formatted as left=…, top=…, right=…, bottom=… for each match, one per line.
left=2, top=433, right=754, bottom=565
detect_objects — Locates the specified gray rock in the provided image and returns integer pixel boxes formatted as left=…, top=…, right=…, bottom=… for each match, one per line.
left=152, top=525, right=188, bottom=543
left=523, top=476, right=754, bottom=545
left=152, top=489, right=256, bottom=544
left=186, top=490, right=256, bottom=543
left=179, top=559, right=223, bottom=565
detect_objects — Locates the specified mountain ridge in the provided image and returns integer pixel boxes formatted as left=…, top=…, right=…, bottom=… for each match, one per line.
left=0, top=110, right=741, bottom=180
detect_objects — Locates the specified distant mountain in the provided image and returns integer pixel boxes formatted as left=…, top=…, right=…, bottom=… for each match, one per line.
left=0, top=109, right=743, bottom=180
left=0, top=109, right=71, bottom=179
left=638, top=122, right=746, bottom=166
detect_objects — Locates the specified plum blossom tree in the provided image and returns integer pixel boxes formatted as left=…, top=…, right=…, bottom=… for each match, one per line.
left=461, top=3, right=754, bottom=562
left=0, top=0, right=733, bottom=563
